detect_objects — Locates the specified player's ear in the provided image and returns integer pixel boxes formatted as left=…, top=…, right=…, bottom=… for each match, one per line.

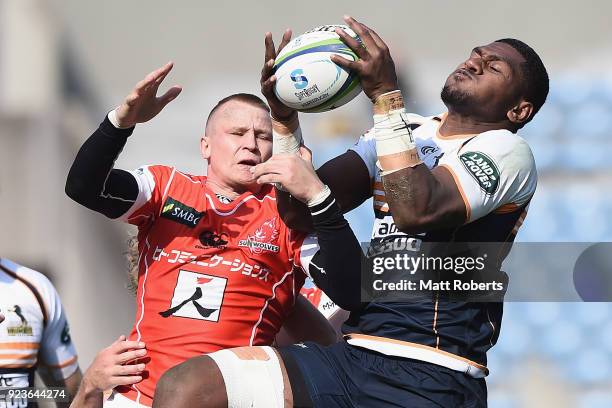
left=507, top=100, right=533, bottom=125
left=200, top=135, right=211, bottom=160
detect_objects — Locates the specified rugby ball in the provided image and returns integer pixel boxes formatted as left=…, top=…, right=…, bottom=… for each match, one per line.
left=273, top=25, right=362, bottom=113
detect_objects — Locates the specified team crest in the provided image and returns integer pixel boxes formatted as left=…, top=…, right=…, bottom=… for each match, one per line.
left=238, top=217, right=280, bottom=254
left=5, top=305, right=33, bottom=336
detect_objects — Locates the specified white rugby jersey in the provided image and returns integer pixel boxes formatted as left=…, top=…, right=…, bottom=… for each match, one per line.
left=352, top=112, right=537, bottom=240
left=0, top=258, right=78, bottom=390
left=344, top=112, right=537, bottom=376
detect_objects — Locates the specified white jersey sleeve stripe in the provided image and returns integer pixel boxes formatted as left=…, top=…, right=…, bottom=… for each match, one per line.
left=296, top=235, right=320, bottom=279
left=118, top=166, right=157, bottom=222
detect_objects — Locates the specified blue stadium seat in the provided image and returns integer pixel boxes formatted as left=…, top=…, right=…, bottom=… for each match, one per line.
left=488, top=392, right=519, bottom=408
left=571, top=349, right=611, bottom=384
left=566, top=101, right=611, bottom=140
left=525, top=302, right=562, bottom=327
left=553, top=76, right=595, bottom=107
left=572, top=302, right=611, bottom=328
left=495, top=318, right=531, bottom=356
left=540, top=319, right=583, bottom=357
left=578, top=392, right=612, bottom=408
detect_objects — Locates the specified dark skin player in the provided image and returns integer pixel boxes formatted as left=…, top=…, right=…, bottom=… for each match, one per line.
left=152, top=15, right=539, bottom=408
left=261, top=16, right=534, bottom=235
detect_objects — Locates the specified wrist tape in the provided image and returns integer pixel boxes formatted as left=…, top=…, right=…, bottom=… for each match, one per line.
left=373, top=91, right=422, bottom=175
left=272, top=113, right=302, bottom=155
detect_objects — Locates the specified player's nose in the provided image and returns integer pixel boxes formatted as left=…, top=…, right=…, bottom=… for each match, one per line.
left=242, top=129, right=258, bottom=151
left=464, top=57, right=482, bottom=74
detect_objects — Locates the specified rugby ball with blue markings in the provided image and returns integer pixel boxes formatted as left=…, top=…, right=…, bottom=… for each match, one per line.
left=273, top=25, right=362, bottom=113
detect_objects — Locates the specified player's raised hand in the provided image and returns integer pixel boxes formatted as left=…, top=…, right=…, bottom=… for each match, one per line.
left=114, top=62, right=182, bottom=128
left=82, top=335, right=148, bottom=392
left=251, top=146, right=325, bottom=204
left=261, top=30, right=296, bottom=121
left=331, top=16, right=399, bottom=103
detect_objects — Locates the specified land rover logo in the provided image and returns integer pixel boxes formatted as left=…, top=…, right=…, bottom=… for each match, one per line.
left=459, top=151, right=500, bottom=195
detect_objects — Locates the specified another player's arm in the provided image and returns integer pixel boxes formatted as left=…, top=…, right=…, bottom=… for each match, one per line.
left=253, top=148, right=364, bottom=311
left=276, top=152, right=372, bottom=232
left=65, top=62, right=181, bottom=217
left=260, top=30, right=371, bottom=232
left=275, top=295, right=337, bottom=346
left=69, top=336, right=147, bottom=408
left=37, top=368, right=82, bottom=407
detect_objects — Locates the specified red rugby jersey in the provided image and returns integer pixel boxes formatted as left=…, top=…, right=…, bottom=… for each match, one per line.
left=115, top=165, right=310, bottom=406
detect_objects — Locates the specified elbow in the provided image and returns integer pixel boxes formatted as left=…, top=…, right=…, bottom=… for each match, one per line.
left=65, top=175, right=91, bottom=206
left=64, top=177, right=82, bottom=203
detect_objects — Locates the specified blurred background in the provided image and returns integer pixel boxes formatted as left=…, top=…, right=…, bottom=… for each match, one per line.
left=1, top=0, right=611, bottom=406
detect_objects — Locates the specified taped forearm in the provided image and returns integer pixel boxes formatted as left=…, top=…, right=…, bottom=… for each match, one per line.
left=373, top=91, right=422, bottom=175
left=272, top=112, right=303, bottom=155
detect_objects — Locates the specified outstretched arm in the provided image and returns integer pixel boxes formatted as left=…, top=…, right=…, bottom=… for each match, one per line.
left=65, top=62, right=181, bottom=218
left=332, top=16, right=467, bottom=233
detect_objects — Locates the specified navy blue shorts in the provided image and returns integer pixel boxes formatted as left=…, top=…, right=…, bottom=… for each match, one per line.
left=278, top=341, right=487, bottom=408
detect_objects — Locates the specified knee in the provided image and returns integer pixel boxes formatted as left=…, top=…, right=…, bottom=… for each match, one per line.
left=153, top=356, right=226, bottom=408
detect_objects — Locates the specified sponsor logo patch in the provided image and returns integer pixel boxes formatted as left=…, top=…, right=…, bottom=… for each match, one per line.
left=161, top=197, right=203, bottom=228
left=198, top=231, right=229, bottom=249
left=459, top=151, right=500, bottom=195
left=238, top=217, right=280, bottom=254
left=160, top=270, right=227, bottom=322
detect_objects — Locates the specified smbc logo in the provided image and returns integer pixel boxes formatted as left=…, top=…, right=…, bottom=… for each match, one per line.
left=290, top=69, right=308, bottom=89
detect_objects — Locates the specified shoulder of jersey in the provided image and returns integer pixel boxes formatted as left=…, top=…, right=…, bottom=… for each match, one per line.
left=173, top=168, right=207, bottom=184
left=475, top=129, right=534, bottom=156
left=0, top=258, right=56, bottom=297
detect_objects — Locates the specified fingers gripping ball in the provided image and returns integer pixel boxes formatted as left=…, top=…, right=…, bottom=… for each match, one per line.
left=273, top=25, right=363, bottom=113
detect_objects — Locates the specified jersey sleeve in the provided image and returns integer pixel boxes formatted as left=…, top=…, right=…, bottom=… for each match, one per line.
left=349, top=129, right=377, bottom=180
left=438, top=131, right=537, bottom=222
left=36, top=276, right=79, bottom=380
left=117, top=164, right=177, bottom=227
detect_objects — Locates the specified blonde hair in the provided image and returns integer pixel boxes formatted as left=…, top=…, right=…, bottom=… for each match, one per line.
left=125, top=235, right=139, bottom=297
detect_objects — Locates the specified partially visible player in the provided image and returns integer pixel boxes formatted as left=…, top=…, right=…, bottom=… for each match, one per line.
left=0, top=257, right=82, bottom=407
left=65, top=62, right=335, bottom=407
